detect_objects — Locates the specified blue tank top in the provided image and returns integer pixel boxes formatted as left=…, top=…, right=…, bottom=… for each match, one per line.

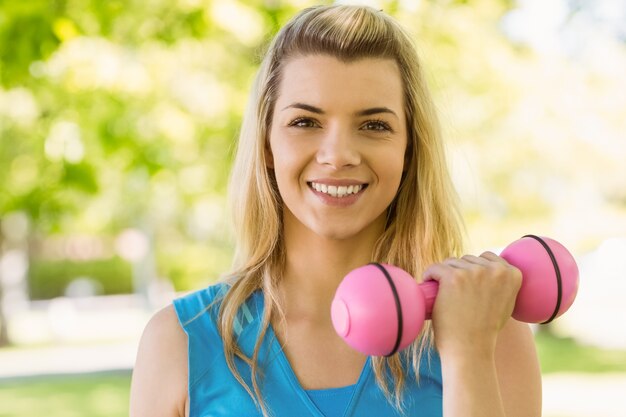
left=173, top=283, right=443, bottom=417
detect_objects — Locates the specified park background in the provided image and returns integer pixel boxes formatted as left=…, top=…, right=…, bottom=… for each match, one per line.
left=1, top=0, right=626, bottom=416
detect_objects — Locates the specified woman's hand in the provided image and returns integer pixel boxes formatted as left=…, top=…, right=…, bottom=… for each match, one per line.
left=422, top=251, right=523, bottom=358
left=423, top=252, right=541, bottom=417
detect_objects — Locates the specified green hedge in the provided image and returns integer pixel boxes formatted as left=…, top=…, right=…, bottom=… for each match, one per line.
left=28, top=257, right=132, bottom=300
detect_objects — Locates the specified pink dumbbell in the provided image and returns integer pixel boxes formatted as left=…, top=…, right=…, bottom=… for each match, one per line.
left=331, top=235, right=579, bottom=356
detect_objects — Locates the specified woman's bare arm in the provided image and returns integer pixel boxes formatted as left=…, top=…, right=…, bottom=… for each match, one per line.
left=425, top=252, right=542, bottom=417
left=439, top=318, right=541, bottom=417
left=130, top=305, right=189, bottom=417
left=495, top=319, right=542, bottom=417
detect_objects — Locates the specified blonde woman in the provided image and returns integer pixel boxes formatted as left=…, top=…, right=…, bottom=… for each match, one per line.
left=130, top=5, right=541, bottom=417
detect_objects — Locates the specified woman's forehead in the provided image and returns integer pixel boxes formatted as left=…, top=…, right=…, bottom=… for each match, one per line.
left=275, top=55, right=404, bottom=113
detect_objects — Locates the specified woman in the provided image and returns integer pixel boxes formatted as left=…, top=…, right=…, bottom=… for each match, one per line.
left=130, top=5, right=541, bottom=417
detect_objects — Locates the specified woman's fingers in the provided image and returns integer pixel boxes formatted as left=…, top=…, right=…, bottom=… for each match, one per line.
left=423, top=252, right=521, bottom=287
left=479, top=251, right=509, bottom=264
left=422, top=263, right=455, bottom=281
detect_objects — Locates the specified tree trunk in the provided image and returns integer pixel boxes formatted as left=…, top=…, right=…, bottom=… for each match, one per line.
left=0, top=231, right=10, bottom=347
left=0, top=294, right=9, bottom=347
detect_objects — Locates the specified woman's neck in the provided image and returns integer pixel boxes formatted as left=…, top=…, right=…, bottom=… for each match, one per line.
left=278, top=212, right=386, bottom=322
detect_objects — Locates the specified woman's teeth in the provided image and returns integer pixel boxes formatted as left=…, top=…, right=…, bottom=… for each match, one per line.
left=310, top=182, right=364, bottom=198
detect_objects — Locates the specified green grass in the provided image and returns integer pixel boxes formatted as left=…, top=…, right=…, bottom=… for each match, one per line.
left=0, top=334, right=625, bottom=417
left=0, top=371, right=131, bottom=417
left=536, top=331, right=626, bottom=373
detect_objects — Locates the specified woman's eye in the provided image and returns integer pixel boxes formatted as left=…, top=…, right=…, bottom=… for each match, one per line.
left=362, top=120, right=392, bottom=132
left=288, top=118, right=318, bottom=128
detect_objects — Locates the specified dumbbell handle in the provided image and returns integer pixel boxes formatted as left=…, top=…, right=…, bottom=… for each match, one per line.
left=418, top=280, right=439, bottom=320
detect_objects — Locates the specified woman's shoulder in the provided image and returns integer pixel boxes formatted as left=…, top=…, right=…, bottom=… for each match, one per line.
left=139, top=280, right=229, bottom=346
left=135, top=305, right=188, bottom=373
left=130, top=305, right=189, bottom=417
left=144, top=304, right=188, bottom=345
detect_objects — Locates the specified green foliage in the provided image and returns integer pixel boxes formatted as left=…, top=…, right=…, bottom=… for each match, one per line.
left=0, top=0, right=60, bottom=86
left=28, top=257, right=132, bottom=300
left=61, top=162, right=99, bottom=193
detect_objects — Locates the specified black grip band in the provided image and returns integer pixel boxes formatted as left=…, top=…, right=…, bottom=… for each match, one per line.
left=522, top=235, right=563, bottom=324
left=370, top=263, right=403, bottom=357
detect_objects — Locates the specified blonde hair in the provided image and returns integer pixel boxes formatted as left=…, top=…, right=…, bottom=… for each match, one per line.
left=221, top=4, right=464, bottom=415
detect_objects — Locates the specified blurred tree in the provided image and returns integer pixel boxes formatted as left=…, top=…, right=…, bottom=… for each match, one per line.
left=0, top=0, right=289, bottom=269
left=1, top=0, right=626, bottom=348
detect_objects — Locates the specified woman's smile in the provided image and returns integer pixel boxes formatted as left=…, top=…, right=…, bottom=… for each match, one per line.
left=307, top=180, right=369, bottom=207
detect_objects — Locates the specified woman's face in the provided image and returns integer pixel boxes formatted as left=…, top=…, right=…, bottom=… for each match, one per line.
left=268, top=54, right=408, bottom=241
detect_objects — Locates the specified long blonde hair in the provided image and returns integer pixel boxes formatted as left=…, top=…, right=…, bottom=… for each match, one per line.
left=221, top=4, right=464, bottom=415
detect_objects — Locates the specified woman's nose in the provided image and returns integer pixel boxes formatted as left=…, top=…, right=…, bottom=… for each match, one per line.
left=315, top=126, right=361, bottom=169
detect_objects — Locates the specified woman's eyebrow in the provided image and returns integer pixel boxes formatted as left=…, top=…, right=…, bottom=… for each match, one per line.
left=355, top=107, right=398, bottom=118
left=282, top=103, right=398, bottom=119
left=282, top=103, right=324, bottom=114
